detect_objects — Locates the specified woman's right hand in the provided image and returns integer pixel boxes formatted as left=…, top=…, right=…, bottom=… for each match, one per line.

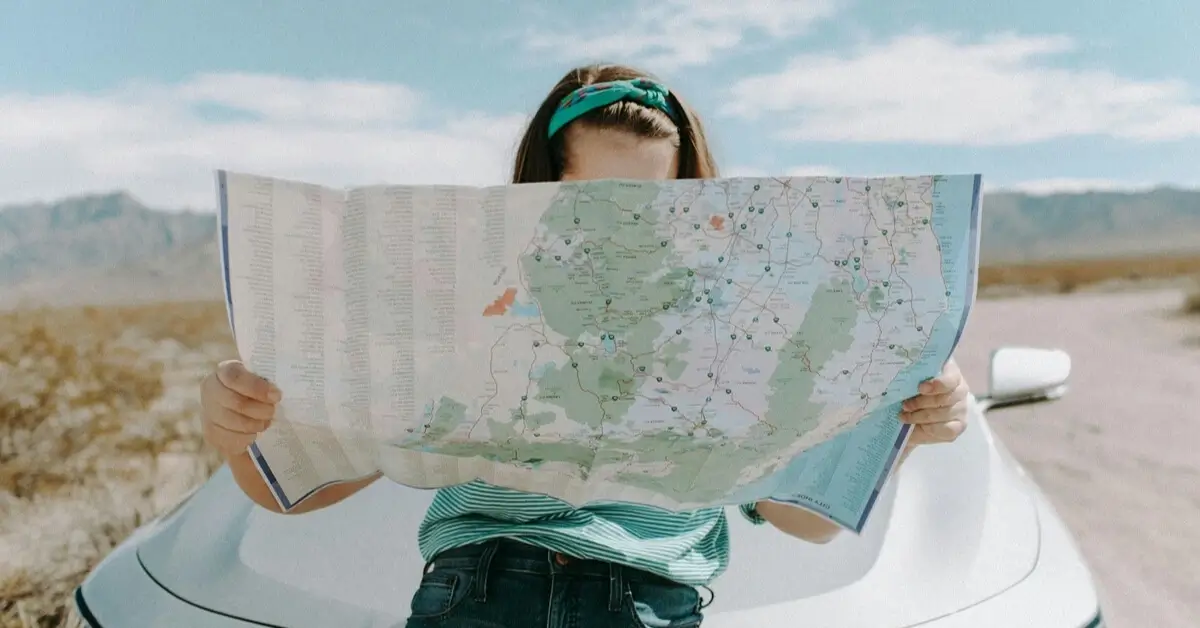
left=200, top=360, right=281, bottom=460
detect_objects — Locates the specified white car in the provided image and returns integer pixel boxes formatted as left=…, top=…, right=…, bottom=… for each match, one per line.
left=73, top=347, right=1105, bottom=627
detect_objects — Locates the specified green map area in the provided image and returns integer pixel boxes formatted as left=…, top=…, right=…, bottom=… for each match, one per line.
left=405, top=181, right=871, bottom=503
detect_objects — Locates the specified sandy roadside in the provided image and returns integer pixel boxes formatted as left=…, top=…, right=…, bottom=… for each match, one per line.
left=955, top=289, right=1200, bottom=627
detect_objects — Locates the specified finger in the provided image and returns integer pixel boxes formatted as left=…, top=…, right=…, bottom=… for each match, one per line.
left=212, top=405, right=273, bottom=434
left=907, top=378, right=970, bottom=411
left=947, top=379, right=970, bottom=405
left=906, top=421, right=961, bottom=446
left=923, top=419, right=966, bottom=443
left=207, top=379, right=277, bottom=422
left=901, top=398, right=970, bottom=425
left=900, top=407, right=941, bottom=424
left=216, top=360, right=281, bottom=403
left=918, top=366, right=963, bottom=395
left=902, top=391, right=954, bottom=412
left=203, top=419, right=258, bottom=453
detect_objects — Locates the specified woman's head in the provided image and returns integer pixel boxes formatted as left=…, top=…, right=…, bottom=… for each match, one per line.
left=512, top=64, right=718, bottom=184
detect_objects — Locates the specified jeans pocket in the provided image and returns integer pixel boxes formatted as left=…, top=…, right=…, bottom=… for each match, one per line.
left=624, top=580, right=704, bottom=628
left=408, top=570, right=471, bottom=619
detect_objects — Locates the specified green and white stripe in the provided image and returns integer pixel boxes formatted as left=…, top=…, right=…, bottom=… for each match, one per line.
left=418, top=480, right=765, bottom=586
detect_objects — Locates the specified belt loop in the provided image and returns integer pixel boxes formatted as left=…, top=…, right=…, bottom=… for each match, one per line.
left=472, top=540, right=500, bottom=603
left=607, top=562, right=623, bottom=612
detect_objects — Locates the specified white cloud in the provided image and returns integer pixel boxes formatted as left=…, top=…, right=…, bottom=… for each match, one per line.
left=987, top=178, right=1161, bottom=195
left=0, top=74, right=527, bottom=208
left=176, top=73, right=423, bottom=124
left=722, top=32, right=1200, bottom=145
left=524, top=0, right=840, bottom=70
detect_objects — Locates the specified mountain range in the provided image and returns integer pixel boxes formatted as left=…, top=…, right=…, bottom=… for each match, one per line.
left=0, top=192, right=221, bottom=307
left=2, top=186, right=1199, bottom=308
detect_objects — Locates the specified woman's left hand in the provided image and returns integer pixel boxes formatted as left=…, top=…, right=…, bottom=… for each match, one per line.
left=900, top=358, right=970, bottom=446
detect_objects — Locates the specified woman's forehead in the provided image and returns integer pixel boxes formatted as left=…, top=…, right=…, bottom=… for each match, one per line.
left=561, top=126, right=679, bottom=181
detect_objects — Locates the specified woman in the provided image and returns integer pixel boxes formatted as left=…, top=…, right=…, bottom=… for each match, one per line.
left=200, top=63, right=971, bottom=628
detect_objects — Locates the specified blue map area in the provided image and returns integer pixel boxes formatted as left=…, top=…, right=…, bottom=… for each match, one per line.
left=732, top=174, right=982, bottom=531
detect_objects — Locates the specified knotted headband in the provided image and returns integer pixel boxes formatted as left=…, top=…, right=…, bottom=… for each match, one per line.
left=547, top=78, right=680, bottom=138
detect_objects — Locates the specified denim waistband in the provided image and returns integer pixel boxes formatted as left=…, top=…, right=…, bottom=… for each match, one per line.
left=426, top=539, right=710, bottom=613
left=430, top=538, right=679, bottom=583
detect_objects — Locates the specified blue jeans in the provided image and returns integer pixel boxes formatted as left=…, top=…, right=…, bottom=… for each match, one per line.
left=404, top=539, right=707, bottom=627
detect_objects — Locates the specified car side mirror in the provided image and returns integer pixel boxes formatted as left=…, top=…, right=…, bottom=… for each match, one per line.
left=982, top=347, right=1072, bottom=411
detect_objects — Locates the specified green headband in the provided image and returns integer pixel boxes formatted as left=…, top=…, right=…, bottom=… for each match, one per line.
left=547, top=78, right=679, bottom=138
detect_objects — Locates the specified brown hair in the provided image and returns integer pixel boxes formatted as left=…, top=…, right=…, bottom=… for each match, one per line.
left=512, top=63, right=719, bottom=183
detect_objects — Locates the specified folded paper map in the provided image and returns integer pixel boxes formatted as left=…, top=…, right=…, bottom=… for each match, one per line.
left=216, top=171, right=982, bottom=532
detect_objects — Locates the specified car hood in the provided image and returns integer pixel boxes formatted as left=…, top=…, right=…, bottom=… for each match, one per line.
left=133, top=406, right=1041, bottom=627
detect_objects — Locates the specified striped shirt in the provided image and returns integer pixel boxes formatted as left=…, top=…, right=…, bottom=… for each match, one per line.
left=417, top=480, right=766, bottom=586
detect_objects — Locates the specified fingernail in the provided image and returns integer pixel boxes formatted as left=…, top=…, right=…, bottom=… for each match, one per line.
left=268, top=385, right=282, bottom=403
left=919, top=382, right=932, bottom=393
left=898, top=411, right=911, bottom=423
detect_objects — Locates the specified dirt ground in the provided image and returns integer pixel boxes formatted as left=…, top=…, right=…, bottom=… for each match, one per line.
left=954, top=288, right=1200, bottom=628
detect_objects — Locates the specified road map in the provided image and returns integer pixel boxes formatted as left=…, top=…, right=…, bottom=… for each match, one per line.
left=217, top=171, right=981, bottom=532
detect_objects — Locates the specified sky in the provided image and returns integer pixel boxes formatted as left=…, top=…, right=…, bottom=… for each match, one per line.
left=2, top=0, right=1198, bottom=209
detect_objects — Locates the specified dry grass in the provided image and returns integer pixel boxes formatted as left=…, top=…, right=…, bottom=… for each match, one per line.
left=978, top=253, right=1200, bottom=294
left=1183, top=290, right=1200, bottom=316
left=0, top=301, right=233, bottom=628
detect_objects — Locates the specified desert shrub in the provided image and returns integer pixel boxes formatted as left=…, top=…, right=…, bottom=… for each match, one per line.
left=1184, top=290, right=1200, bottom=316
left=0, top=301, right=232, bottom=627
